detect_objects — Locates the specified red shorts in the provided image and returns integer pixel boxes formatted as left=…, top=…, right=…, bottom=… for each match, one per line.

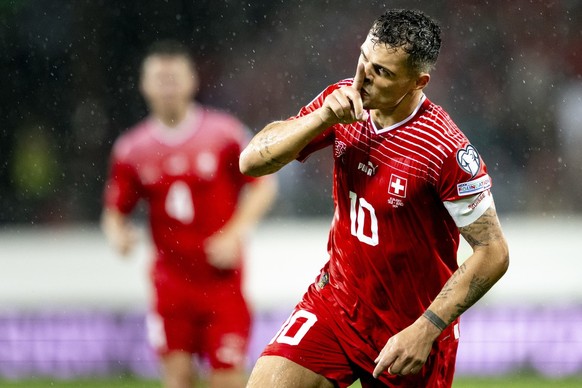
left=147, top=269, right=251, bottom=370
left=262, top=284, right=459, bottom=387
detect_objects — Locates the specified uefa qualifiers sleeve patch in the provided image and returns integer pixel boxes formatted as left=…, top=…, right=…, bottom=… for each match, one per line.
left=457, top=175, right=492, bottom=196
left=456, top=144, right=481, bottom=178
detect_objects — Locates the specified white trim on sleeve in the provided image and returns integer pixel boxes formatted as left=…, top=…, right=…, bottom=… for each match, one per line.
left=443, top=190, right=493, bottom=227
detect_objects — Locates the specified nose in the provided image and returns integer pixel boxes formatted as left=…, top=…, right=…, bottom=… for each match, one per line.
left=362, top=63, right=373, bottom=84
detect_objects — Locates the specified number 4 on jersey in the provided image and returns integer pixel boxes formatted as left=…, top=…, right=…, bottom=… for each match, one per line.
left=165, top=181, right=194, bottom=223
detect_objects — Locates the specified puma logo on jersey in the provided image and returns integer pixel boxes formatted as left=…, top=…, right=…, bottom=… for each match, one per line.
left=357, top=161, right=378, bottom=176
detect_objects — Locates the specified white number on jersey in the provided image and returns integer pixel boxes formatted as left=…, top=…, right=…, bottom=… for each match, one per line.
left=349, top=191, right=379, bottom=246
left=165, top=181, right=194, bottom=223
left=269, top=310, right=318, bottom=346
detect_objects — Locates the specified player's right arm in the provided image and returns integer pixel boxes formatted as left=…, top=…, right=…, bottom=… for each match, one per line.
left=101, top=207, right=138, bottom=257
left=102, top=139, right=142, bottom=258
left=240, top=64, right=368, bottom=177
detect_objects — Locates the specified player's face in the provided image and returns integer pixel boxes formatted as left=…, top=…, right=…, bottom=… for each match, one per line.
left=140, top=55, right=197, bottom=115
left=358, top=35, right=427, bottom=112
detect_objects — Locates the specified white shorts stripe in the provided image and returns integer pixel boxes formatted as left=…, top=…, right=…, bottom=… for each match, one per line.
left=145, top=311, right=167, bottom=351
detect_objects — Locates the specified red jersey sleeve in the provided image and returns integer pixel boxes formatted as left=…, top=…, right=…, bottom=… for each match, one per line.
left=294, top=80, right=353, bottom=162
left=103, top=144, right=143, bottom=215
left=438, top=141, right=492, bottom=202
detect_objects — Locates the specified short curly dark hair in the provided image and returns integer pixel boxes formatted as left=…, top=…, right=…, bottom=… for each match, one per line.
left=369, top=9, right=441, bottom=74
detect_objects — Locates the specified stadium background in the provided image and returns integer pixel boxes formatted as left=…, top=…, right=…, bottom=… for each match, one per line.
left=1, top=0, right=581, bottom=385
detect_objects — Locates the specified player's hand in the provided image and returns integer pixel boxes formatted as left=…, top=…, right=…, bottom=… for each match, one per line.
left=373, top=317, right=441, bottom=378
left=102, top=212, right=139, bottom=257
left=205, top=228, right=242, bottom=270
left=107, top=224, right=138, bottom=257
left=317, top=63, right=369, bottom=125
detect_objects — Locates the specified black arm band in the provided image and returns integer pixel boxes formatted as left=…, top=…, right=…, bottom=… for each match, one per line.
left=422, top=309, right=447, bottom=331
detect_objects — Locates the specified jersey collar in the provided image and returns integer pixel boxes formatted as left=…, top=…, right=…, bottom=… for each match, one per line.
left=149, top=104, right=203, bottom=146
left=371, top=94, right=427, bottom=135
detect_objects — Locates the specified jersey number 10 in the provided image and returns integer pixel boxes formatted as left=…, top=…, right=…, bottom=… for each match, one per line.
left=349, top=191, right=379, bottom=246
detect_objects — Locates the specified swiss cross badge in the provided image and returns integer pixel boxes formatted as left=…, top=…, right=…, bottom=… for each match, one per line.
left=388, top=174, right=407, bottom=198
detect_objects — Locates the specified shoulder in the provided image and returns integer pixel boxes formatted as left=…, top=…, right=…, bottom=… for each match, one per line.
left=416, top=100, right=470, bottom=151
left=419, top=102, right=490, bottom=188
left=317, top=79, right=352, bottom=98
left=199, top=105, right=246, bottom=136
left=200, top=105, right=244, bottom=129
left=332, top=78, right=353, bottom=89
left=195, top=105, right=252, bottom=149
left=111, top=119, right=152, bottom=161
left=299, top=79, right=353, bottom=115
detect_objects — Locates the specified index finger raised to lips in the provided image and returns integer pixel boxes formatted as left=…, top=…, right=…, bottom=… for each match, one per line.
left=352, top=62, right=365, bottom=91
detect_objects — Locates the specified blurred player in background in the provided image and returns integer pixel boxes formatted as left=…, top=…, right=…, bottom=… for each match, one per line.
left=240, top=9, right=509, bottom=388
left=101, top=40, right=277, bottom=388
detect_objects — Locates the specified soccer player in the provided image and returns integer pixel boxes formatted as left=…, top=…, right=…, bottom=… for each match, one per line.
left=101, top=40, right=277, bottom=388
left=240, top=9, right=509, bottom=388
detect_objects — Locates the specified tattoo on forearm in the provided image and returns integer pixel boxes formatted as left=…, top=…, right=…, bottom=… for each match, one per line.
left=436, top=263, right=466, bottom=300
left=450, top=274, right=493, bottom=322
left=423, top=309, right=447, bottom=331
left=434, top=207, right=507, bottom=325
left=436, top=264, right=495, bottom=325
left=459, top=207, right=503, bottom=248
left=256, top=129, right=287, bottom=167
left=466, top=274, right=492, bottom=305
left=258, top=151, right=286, bottom=168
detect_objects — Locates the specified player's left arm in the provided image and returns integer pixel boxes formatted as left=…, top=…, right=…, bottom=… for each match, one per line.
left=435, top=203, right=510, bottom=324
left=205, top=175, right=278, bottom=269
left=373, top=203, right=509, bottom=378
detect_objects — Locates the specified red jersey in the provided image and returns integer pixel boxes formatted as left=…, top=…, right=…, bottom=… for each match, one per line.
left=104, top=105, right=256, bottom=283
left=296, top=80, right=491, bottom=348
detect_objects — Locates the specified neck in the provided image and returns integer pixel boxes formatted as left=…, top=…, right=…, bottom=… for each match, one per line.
left=155, top=104, right=192, bottom=128
left=372, top=90, right=424, bottom=129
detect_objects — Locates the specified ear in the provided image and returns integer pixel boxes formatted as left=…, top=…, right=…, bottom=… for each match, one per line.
left=191, top=68, right=200, bottom=96
left=139, top=76, right=147, bottom=96
left=414, top=73, right=430, bottom=90
left=139, top=57, right=151, bottom=97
